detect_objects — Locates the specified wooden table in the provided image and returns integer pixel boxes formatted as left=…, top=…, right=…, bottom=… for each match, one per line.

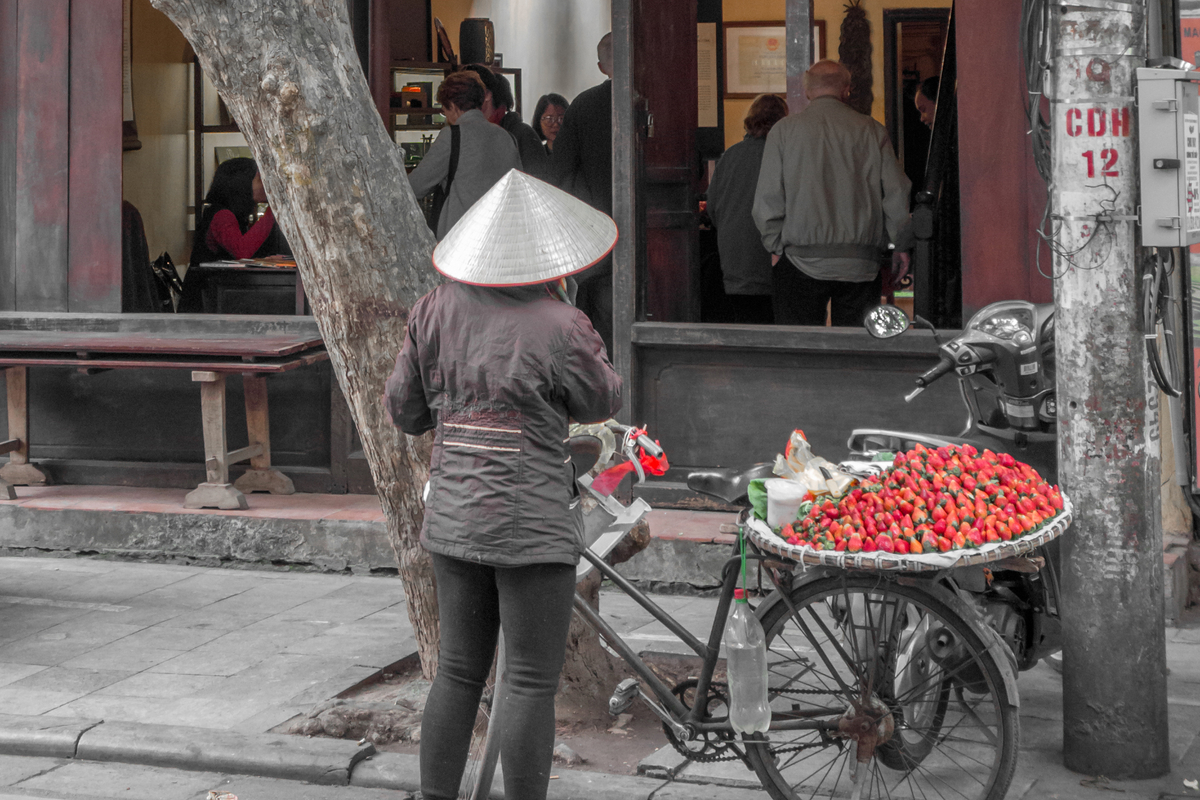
left=0, top=331, right=328, bottom=510
left=190, top=262, right=307, bottom=315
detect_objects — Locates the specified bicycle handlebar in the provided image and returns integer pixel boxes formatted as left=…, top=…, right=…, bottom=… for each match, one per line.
left=636, top=433, right=664, bottom=458
left=604, top=420, right=663, bottom=458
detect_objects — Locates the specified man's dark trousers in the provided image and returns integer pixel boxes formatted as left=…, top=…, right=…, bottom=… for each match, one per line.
left=772, top=262, right=883, bottom=327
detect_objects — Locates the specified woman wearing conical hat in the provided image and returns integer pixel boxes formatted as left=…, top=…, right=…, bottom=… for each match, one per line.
left=385, top=170, right=621, bottom=800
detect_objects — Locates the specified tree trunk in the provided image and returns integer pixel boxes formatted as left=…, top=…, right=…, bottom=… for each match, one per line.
left=150, top=0, right=442, bottom=677
left=557, top=516, right=650, bottom=720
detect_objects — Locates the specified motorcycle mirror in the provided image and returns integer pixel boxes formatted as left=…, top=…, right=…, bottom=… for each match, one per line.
left=864, top=304, right=911, bottom=339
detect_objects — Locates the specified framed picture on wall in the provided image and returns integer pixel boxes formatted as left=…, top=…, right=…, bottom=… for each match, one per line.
left=723, top=20, right=827, bottom=98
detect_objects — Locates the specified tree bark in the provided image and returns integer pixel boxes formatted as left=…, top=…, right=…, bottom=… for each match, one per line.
left=557, top=516, right=650, bottom=720
left=150, top=0, right=442, bottom=676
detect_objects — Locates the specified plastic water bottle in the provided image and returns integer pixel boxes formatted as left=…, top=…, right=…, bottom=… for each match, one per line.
left=724, top=588, right=771, bottom=733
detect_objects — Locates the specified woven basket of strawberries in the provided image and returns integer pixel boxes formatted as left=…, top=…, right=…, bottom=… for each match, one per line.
left=743, top=442, right=1072, bottom=572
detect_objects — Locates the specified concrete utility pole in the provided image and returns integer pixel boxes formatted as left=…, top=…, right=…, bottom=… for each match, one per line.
left=1051, top=1, right=1170, bottom=778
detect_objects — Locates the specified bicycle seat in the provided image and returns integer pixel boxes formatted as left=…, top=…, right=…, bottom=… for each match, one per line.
left=568, top=435, right=603, bottom=475
left=686, top=463, right=775, bottom=505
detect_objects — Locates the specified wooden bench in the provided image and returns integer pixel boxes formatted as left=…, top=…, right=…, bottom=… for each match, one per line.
left=0, top=331, right=329, bottom=510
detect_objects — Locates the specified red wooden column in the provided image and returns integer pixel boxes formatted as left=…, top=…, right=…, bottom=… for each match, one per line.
left=0, top=0, right=17, bottom=311
left=369, top=0, right=392, bottom=125
left=14, top=0, right=71, bottom=312
left=956, top=1, right=1052, bottom=316
left=68, top=0, right=122, bottom=312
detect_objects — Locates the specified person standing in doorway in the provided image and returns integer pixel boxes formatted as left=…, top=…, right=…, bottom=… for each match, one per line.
left=706, top=94, right=790, bottom=324
left=753, top=60, right=912, bottom=326
left=915, top=75, right=939, bottom=130
left=552, top=32, right=615, bottom=356
left=532, top=93, right=569, bottom=157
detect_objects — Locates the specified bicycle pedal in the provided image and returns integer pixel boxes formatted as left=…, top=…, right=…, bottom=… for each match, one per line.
left=608, top=678, right=639, bottom=716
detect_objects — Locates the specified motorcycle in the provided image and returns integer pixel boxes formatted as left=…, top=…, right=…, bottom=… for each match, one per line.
left=850, top=301, right=1063, bottom=672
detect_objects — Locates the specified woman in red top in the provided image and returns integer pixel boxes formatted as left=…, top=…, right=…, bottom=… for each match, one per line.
left=189, top=157, right=281, bottom=267
left=182, top=157, right=287, bottom=311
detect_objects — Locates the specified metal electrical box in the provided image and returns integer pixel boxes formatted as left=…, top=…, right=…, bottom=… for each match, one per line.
left=1137, top=67, right=1200, bottom=247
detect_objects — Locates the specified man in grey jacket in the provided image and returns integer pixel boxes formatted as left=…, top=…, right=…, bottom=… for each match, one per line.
left=752, top=60, right=912, bottom=326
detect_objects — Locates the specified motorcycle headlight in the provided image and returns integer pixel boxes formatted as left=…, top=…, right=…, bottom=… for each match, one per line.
left=973, top=309, right=1034, bottom=341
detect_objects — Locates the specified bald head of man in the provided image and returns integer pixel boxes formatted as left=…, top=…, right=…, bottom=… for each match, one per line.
left=597, top=32, right=614, bottom=78
left=804, top=60, right=852, bottom=101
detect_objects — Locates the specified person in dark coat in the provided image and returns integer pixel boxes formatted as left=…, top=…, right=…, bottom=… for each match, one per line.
left=552, top=33, right=613, bottom=215
left=551, top=32, right=615, bottom=355
left=385, top=169, right=621, bottom=800
left=706, top=94, right=790, bottom=324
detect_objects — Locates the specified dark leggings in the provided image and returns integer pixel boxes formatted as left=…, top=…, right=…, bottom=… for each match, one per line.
left=420, top=553, right=577, bottom=800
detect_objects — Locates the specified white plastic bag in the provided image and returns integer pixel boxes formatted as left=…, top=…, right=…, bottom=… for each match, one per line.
left=771, top=430, right=855, bottom=498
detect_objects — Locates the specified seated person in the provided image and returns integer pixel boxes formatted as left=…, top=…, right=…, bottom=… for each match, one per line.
left=190, top=157, right=282, bottom=266
left=182, top=157, right=287, bottom=311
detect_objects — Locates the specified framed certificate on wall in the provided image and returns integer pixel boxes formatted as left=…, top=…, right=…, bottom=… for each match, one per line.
left=723, top=20, right=827, bottom=98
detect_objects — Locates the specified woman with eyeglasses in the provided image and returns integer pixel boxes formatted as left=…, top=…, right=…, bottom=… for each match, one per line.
left=532, top=93, right=569, bottom=156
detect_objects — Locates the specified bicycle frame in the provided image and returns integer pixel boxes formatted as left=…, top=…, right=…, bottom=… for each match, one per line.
left=573, top=544, right=839, bottom=736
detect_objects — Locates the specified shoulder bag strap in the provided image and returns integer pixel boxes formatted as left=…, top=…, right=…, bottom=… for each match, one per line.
left=445, top=124, right=461, bottom=195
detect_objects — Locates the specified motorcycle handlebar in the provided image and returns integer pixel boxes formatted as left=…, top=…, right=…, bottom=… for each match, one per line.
left=915, top=357, right=955, bottom=388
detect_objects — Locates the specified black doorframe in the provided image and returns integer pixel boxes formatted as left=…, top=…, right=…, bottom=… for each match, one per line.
left=881, top=8, right=951, bottom=165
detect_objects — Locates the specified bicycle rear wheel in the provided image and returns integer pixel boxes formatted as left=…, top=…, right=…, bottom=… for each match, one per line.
left=747, top=573, right=1018, bottom=800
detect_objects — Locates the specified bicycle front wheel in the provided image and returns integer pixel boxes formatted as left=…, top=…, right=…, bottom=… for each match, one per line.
left=747, top=573, right=1019, bottom=800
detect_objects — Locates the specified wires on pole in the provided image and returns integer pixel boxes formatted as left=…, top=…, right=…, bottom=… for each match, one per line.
left=1020, top=0, right=1053, bottom=184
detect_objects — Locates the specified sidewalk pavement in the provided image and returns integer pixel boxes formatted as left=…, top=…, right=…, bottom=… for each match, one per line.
left=0, top=554, right=1199, bottom=799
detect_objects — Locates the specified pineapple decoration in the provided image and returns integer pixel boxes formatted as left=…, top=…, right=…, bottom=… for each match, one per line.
left=838, top=0, right=873, bottom=116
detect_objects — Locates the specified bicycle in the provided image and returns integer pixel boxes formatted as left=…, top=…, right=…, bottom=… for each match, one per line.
left=463, top=434, right=1022, bottom=800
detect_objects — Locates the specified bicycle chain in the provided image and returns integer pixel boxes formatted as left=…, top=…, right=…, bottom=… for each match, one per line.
left=663, top=681, right=849, bottom=763
left=664, top=680, right=743, bottom=763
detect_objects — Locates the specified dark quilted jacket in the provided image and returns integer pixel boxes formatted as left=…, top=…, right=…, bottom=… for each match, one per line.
left=385, top=282, right=622, bottom=566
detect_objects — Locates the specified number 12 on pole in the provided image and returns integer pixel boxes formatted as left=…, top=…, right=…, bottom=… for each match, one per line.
left=1083, top=149, right=1119, bottom=178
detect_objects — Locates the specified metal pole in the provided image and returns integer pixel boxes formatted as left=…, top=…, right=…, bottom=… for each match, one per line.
left=1051, top=0, right=1170, bottom=778
left=611, top=0, right=636, bottom=425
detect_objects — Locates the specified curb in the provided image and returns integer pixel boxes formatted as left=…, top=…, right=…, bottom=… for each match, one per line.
left=0, top=714, right=772, bottom=799
left=348, top=752, right=682, bottom=799
left=0, top=714, right=374, bottom=787
left=0, top=715, right=102, bottom=759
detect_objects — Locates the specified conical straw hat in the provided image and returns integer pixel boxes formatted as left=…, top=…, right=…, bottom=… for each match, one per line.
left=432, top=169, right=618, bottom=286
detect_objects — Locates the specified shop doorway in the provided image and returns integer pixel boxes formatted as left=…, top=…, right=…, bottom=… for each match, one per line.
left=882, top=9, right=950, bottom=198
